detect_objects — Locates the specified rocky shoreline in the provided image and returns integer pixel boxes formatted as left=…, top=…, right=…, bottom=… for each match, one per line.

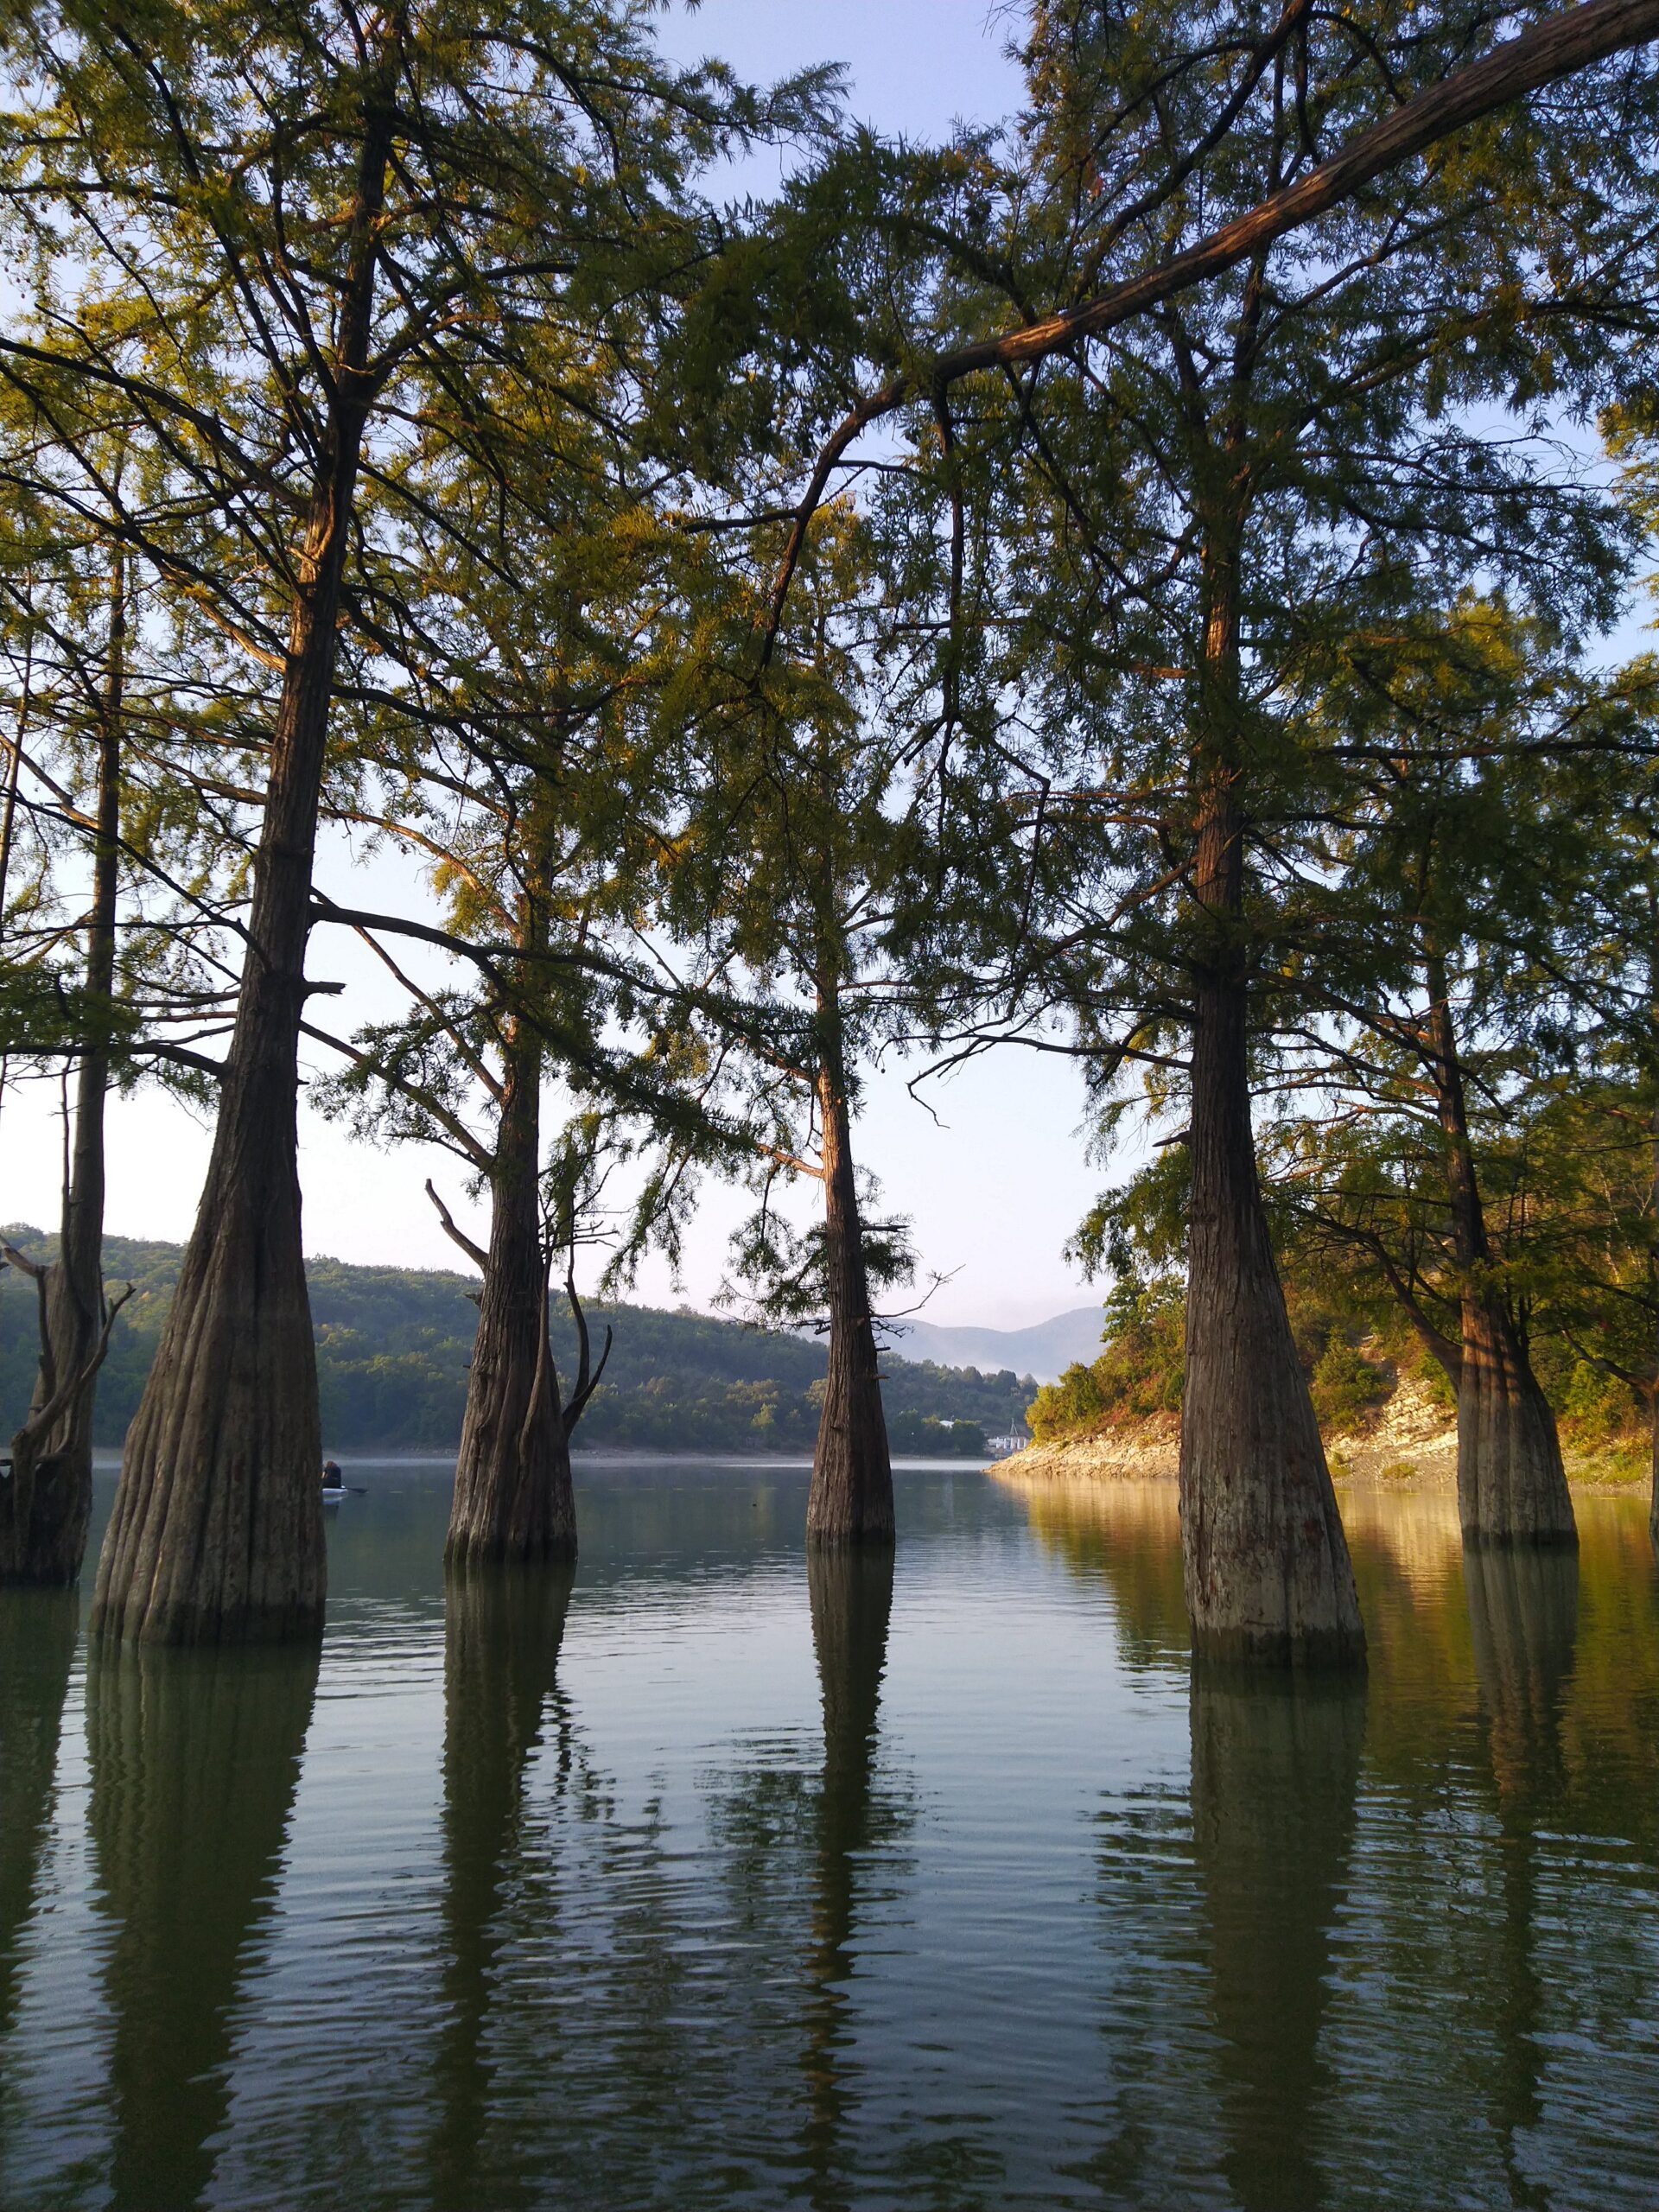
left=989, top=1374, right=1647, bottom=1493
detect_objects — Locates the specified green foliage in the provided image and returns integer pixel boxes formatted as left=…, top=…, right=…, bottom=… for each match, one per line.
left=1309, top=1339, right=1390, bottom=1433
left=0, top=1228, right=1032, bottom=1455
left=1027, top=1274, right=1184, bottom=1440
left=1558, top=1360, right=1646, bottom=1449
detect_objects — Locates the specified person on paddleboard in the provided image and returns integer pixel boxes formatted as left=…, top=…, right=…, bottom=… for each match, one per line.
left=322, top=1459, right=344, bottom=1491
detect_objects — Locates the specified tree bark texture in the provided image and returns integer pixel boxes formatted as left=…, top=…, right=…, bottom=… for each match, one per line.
left=1183, top=973, right=1365, bottom=1663
left=86, top=1638, right=318, bottom=2206
left=92, top=106, right=393, bottom=1644
left=1179, top=509, right=1363, bottom=1664
left=2, top=559, right=124, bottom=1586
left=806, top=1048, right=894, bottom=1548
left=1425, top=975, right=1575, bottom=1547
left=447, top=1014, right=578, bottom=1567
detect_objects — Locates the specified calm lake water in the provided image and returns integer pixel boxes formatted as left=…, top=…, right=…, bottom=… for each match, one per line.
left=2, top=1460, right=1657, bottom=2212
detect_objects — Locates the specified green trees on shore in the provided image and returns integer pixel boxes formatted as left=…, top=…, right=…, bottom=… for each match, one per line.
left=0, top=1231, right=1027, bottom=1456
left=3, top=0, right=1659, bottom=1656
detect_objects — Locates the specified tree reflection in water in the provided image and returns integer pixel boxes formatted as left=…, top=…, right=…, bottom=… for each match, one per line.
left=1188, top=1662, right=1366, bottom=2212
left=1465, top=1544, right=1579, bottom=2212
left=802, top=1547, right=894, bottom=2208
left=430, top=1563, right=575, bottom=2212
left=86, top=1638, right=318, bottom=2209
left=0, top=1592, right=78, bottom=2057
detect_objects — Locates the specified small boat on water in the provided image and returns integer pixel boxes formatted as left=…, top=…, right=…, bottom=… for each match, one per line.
left=322, top=1484, right=347, bottom=1503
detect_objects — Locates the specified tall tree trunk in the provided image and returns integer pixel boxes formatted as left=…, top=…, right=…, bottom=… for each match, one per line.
left=806, top=1002, right=893, bottom=1548
left=1179, top=509, right=1363, bottom=1664
left=92, top=105, right=392, bottom=1645
left=1425, top=964, right=1575, bottom=1547
left=1, top=556, right=123, bottom=1586
left=447, top=1007, right=577, bottom=1567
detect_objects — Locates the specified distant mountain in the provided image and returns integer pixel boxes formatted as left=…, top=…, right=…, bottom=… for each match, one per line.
left=0, top=1228, right=1038, bottom=1455
left=884, top=1306, right=1105, bottom=1385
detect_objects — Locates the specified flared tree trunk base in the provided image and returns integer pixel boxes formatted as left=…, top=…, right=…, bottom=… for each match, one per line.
left=805, top=1363, right=894, bottom=1550
left=1179, top=1311, right=1365, bottom=1666
left=1182, top=1016, right=1365, bottom=1668
left=1457, top=1308, right=1577, bottom=1548
left=804, top=1397, right=898, bottom=1557
left=2, top=1255, right=103, bottom=1588
left=91, top=1192, right=324, bottom=1647
left=445, top=1307, right=577, bottom=1571
left=805, top=1063, right=894, bottom=1551
left=446, top=1447, right=577, bottom=1571
left=0, top=1440, right=90, bottom=1590
left=1182, top=969, right=1365, bottom=1669
left=445, top=1295, right=578, bottom=1568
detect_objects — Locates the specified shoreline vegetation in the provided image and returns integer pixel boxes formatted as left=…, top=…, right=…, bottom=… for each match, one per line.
left=992, top=1369, right=1648, bottom=1492
left=994, top=1250, right=1656, bottom=1510
left=2, top=1228, right=1036, bottom=1463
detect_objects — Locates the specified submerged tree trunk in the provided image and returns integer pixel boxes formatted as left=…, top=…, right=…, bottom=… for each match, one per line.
left=0, top=1591, right=79, bottom=2050
left=1463, top=1542, right=1578, bottom=2199
left=804, top=1547, right=893, bottom=2194
left=806, top=1020, right=893, bottom=1548
left=1179, top=497, right=1363, bottom=1665
left=1189, top=1662, right=1366, bottom=2210
left=86, top=1639, right=319, bottom=2205
left=447, top=1013, right=578, bottom=1567
left=92, top=107, right=393, bottom=1645
left=1425, top=969, right=1575, bottom=1548
left=2, top=557, right=124, bottom=1586
left=433, top=1563, right=575, bottom=2207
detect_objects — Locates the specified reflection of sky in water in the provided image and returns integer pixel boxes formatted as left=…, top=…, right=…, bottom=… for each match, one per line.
left=2, top=1462, right=1656, bottom=2209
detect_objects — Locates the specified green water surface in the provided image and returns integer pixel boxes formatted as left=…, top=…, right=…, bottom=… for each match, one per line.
left=1, top=1461, right=1656, bottom=2210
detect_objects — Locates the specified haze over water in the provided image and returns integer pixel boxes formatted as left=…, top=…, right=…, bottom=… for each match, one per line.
left=2, top=1461, right=1656, bottom=2209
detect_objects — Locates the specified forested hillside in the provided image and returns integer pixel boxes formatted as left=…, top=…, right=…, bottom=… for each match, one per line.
left=0, top=1230, right=1037, bottom=1456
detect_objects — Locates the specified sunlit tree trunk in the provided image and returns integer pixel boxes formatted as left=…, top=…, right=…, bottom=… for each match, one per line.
left=1424, top=960, right=1575, bottom=1547
left=806, top=982, right=893, bottom=1548
left=1179, top=498, right=1363, bottom=1664
left=92, top=105, right=393, bottom=1645
left=446, top=1001, right=579, bottom=1567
